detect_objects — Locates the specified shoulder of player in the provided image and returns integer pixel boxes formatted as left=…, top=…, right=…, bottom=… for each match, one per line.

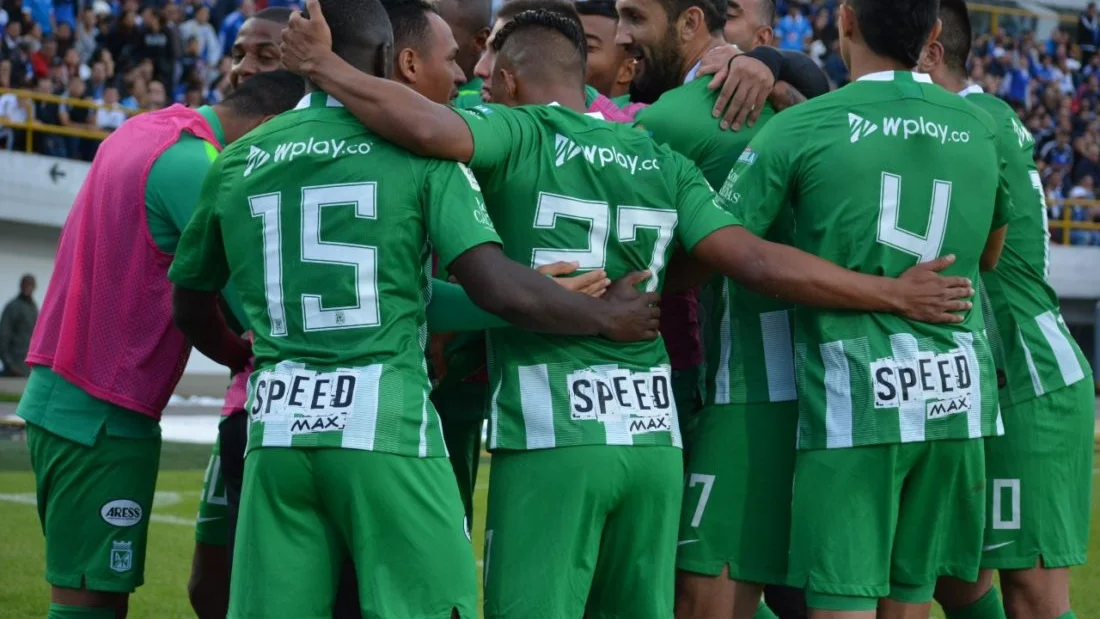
left=920, top=87, right=1000, bottom=137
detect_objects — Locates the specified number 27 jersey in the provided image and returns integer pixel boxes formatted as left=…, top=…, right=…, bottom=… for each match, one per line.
left=721, top=71, right=1012, bottom=449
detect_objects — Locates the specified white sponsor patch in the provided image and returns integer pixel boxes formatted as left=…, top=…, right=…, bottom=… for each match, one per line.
left=870, top=349, right=973, bottom=419
left=566, top=367, right=674, bottom=435
left=101, top=499, right=144, bottom=527
left=250, top=368, right=359, bottom=435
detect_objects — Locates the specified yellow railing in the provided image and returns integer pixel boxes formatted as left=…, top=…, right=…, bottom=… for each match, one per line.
left=1047, top=199, right=1100, bottom=245
left=967, top=2, right=1077, bottom=35
left=0, top=87, right=142, bottom=153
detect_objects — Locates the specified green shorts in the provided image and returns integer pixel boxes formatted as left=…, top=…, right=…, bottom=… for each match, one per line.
left=483, top=445, right=682, bottom=619
left=677, top=402, right=799, bottom=586
left=228, top=448, right=478, bottom=619
left=981, top=380, right=1096, bottom=570
left=432, top=380, right=488, bottom=529
left=194, top=434, right=229, bottom=545
left=790, top=439, right=985, bottom=611
left=26, top=422, right=161, bottom=593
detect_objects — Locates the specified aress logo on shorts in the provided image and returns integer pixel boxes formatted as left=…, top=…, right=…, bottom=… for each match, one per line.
left=100, top=499, right=144, bottom=527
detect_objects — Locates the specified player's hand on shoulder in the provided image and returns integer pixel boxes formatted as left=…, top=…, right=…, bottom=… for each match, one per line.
left=537, top=261, right=611, bottom=298
left=893, top=255, right=975, bottom=325
left=700, top=44, right=774, bottom=131
left=598, top=271, right=661, bottom=342
left=282, top=0, right=333, bottom=77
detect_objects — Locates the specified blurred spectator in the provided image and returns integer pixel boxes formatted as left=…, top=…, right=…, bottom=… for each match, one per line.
left=775, top=2, right=812, bottom=52
left=179, top=5, right=220, bottom=69
left=219, top=0, right=252, bottom=58
left=31, top=75, right=67, bottom=157
left=183, top=81, right=201, bottom=106
left=2, top=20, right=20, bottom=58
left=59, top=74, right=94, bottom=159
left=119, top=72, right=145, bottom=108
left=30, top=34, right=56, bottom=78
left=0, top=58, right=28, bottom=149
left=85, top=58, right=109, bottom=99
left=55, top=21, right=74, bottom=56
left=74, top=7, right=100, bottom=64
left=60, top=47, right=89, bottom=82
left=25, top=0, right=52, bottom=35
left=94, top=84, right=126, bottom=130
left=140, top=10, right=174, bottom=88
left=0, top=274, right=37, bottom=378
left=106, top=9, right=142, bottom=66
left=1079, top=2, right=1100, bottom=65
left=146, top=77, right=166, bottom=108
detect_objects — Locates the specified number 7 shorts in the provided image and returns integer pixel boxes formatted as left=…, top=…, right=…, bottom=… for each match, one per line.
left=980, top=380, right=1096, bottom=570
left=482, top=445, right=683, bottom=619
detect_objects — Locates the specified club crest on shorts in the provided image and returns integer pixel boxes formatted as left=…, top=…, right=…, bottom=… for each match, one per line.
left=109, top=541, right=133, bottom=573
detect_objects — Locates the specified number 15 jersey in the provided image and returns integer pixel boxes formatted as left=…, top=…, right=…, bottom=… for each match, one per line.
left=721, top=71, right=1013, bottom=450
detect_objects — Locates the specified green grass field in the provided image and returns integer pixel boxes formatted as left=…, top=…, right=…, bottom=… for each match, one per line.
left=0, top=440, right=1097, bottom=618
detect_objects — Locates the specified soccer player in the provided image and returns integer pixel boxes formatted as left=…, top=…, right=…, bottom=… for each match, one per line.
left=620, top=1, right=825, bottom=617
left=282, top=5, right=978, bottom=616
left=438, top=0, right=492, bottom=108
left=17, top=72, right=304, bottom=619
left=714, top=0, right=1013, bottom=615
left=921, top=3, right=1096, bottom=619
left=576, top=0, right=636, bottom=103
left=227, top=7, right=294, bottom=90
left=169, top=1, right=661, bottom=617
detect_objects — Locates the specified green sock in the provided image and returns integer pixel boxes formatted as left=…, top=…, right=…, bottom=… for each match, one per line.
left=47, top=603, right=116, bottom=619
left=943, top=587, right=1008, bottom=619
left=1054, top=612, right=1076, bottom=619
left=753, top=598, right=780, bottom=619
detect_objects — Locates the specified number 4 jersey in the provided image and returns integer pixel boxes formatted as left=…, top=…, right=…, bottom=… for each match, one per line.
left=169, top=92, right=502, bottom=458
left=453, top=103, right=742, bottom=451
left=721, top=71, right=1012, bottom=450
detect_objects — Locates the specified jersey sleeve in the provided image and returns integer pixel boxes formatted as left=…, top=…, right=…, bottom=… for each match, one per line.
left=992, top=158, right=1014, bottom=230
left=452, top=104, right=537, bottom=175
left=168, top=155, right=230, bottom=292
left=145, top=135, right=216, bottom=254
left=672, top=154, right=745, bottom=252
left=720, top=118, right=798, bottom=237
left=421, top=159, right=503, bottom=270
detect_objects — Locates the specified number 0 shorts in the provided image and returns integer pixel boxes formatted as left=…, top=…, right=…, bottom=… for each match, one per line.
left=483, top=445, right=683, bottom=619
left=228, top=448, right=478, bottom=619
left=981, top=380, right=1096, bottom=569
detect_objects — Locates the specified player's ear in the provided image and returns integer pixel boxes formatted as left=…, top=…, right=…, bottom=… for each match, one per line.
left=927, top=18, right=943, bottom=50
left=838, top=3, right=855, bottom=39
left=678, top=7, right=705, bottom=43
left=396, top=47, right=417, bottom=83
left=918, top=40, right=942, bottom=74
left=473, top=26, right=490, bottom=56
left=616, top=56, right=637, bottom=88
left=754, top=26, right=774, bottom=49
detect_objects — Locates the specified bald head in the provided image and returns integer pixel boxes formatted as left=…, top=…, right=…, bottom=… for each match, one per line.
left=438, top=0, right=491, bottom=77
left=313, top=0, right=394, bottom=77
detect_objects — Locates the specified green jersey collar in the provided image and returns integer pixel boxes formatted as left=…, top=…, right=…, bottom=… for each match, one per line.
left=959, top=84, right=984, bottom=97
left=856, top=71, right=933, bottom=84
left=294, top=91, right=345, bottom=110
left=547, top=100, right=605, bottom=120
left=197, top=105, right=226, bottom=146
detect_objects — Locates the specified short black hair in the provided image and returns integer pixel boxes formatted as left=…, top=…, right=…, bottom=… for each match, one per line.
left=498, top=0, right=580, bottom=24
left=308, top=0, right=394, bottom=75
left=757, top=0, right=776, bottom=26
left=381, top=0, right=438, bottom=50
left=254, top=7, right=293, bottom=23
left=492, top=9, right=587, bottom=86
left=850, top=0, right=939, bottom=68
left=575, top=0, right=618, bottom=20
left=221, top=69, right=306, bottom=116
left=937, top=0, right=971, bottom=75
left=658, top=0, right=726, bottom=33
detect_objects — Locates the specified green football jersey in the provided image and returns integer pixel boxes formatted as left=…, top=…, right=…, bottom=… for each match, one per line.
left=637, top=77, right=797, bottom=406
left=169, top=92, right=501, bottom=457
left=722, top=71, right=1013, bottom=449
left=962, top=86, right=1091, bottom=406
left=453, top=103, right=742, bottom=450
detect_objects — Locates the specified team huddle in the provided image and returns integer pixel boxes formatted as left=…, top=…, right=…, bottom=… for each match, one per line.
left=15, top=0, right=1095, bottom=618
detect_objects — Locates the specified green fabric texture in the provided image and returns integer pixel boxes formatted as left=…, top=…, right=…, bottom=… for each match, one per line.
left=47, top=604, right=117, bottom=619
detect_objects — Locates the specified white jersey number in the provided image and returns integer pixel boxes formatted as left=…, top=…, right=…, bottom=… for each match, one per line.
left=250, top=183, right=381, bottom=337
left=531, top=192, right=677, bottom=292
left=876, top=172, right=953, bottom=262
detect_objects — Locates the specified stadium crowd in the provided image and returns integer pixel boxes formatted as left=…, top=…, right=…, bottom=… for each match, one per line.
left=4, top=0, right=1100, bottom=241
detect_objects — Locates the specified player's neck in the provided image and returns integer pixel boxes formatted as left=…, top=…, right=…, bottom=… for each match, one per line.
left=846, top=50, right=914, bottom=82
left=934, top=69, right=969, bottom=94
left=680, top=35, right=725, bottom=83
left=527, top=83, right=587, bottom=112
